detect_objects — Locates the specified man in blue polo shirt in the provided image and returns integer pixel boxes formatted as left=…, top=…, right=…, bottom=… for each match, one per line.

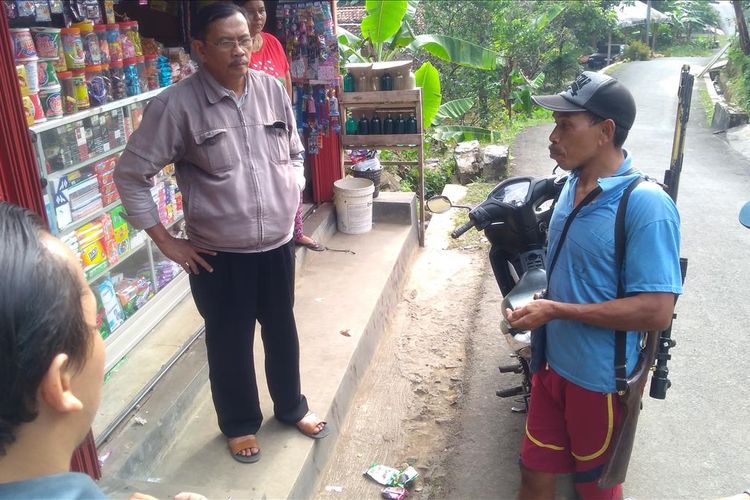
left=506, top=71, right=683, bottom=500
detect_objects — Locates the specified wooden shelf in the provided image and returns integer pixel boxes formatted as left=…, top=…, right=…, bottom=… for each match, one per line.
left=340, top=87, right=426, bottom=246
left=340, top=89, right=421, bottom=105
left=342, top=134, right=422, bottom=148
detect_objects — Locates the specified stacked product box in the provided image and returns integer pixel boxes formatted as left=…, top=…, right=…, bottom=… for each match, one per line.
left=97, top=278, right=125, bottom=335
left=94, top=155, right=120, bottom=205
left=76, top=220, right=108, bottom=280
left=40, top=108, right=127, bottom=173
left=114, top=275, right=153, bottom=318
left=53, top=167, right=103, bottom=230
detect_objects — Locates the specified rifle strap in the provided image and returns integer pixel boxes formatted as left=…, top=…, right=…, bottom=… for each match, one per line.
left=546, top=186, right=603, bottom=282
left=614, top=176, right=644, bottom=393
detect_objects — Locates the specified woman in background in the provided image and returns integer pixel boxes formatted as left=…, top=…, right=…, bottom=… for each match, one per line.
left=243, top=0, right=325, bottom=252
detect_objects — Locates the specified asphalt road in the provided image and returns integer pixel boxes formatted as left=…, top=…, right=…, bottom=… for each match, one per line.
left=443, top=57, right=750, bottom=499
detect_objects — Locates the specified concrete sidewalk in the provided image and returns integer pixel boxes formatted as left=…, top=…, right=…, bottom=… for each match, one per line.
left=98, top=192, right=420, bottom=499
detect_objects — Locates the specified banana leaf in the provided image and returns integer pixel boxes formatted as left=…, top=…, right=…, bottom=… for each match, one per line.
left=408, top=34, right=499, bottom=70
left=432, top=125, right=503, bottom=143
left=337, top=26, right=362, bottom=46
left=434, top=98, right=475, bottom=124
left=414, top=62, right=441, bottom=129
left=361, top=0, right=408, bottom=44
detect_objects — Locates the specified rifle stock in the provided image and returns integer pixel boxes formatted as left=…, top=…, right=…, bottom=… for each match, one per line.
left=598, top=330, right=660, bottom=489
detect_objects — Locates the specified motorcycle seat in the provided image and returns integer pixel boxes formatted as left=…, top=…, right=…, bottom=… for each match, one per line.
left=501, top=268, right=548, bottom=313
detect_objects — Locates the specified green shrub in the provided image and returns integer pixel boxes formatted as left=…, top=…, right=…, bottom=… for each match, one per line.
left=401, top=158, right=456, bottom=199
left=624, top=40, right=651, bottom=61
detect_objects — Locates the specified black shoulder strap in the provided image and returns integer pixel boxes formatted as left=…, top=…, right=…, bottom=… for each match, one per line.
left=547, top=186, right=602, bottom=282
left=614, top=176, right=644, bottom=393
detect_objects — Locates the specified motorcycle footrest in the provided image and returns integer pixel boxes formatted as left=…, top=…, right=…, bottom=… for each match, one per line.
left=496, top=386, right=526, bottom=398
left=498, top=363, right=523, bottom=374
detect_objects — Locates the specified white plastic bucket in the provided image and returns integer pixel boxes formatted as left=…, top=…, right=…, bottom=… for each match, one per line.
left=334, top=177, right=375, bottom=234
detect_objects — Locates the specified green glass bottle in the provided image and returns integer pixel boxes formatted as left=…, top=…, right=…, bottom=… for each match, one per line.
left=345, top=113, right=358, bottom=134
left=395, top=113, right=406, bottom=134
left=343, top=71, right=355, bottom=92
left=406, top=113, right=418, bottom=134
left=383, top=113, right=394, bottom=134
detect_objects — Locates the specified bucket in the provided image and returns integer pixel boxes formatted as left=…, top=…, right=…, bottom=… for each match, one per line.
left=334, top=177, right=375, bottom=235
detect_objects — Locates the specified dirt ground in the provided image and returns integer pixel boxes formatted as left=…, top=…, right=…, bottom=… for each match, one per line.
left=314, top=192, right=493, bottom=499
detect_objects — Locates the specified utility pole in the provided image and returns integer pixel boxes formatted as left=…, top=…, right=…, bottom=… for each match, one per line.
left=645, top=0, right=651, bottom=46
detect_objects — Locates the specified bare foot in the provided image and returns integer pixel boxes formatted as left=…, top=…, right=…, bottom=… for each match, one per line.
left=296, top=235, right=318, bottom=246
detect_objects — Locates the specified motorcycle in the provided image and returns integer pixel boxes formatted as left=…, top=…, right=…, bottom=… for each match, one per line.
left=426, top=173, right=566, bottom=413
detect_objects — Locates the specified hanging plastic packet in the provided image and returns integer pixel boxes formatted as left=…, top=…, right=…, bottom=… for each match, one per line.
left=363, top=464, right=400, bottom=486
left=381, top=486, right=409, bottom=500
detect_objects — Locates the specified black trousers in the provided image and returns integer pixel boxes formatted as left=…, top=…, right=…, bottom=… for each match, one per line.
left=189, top=240, right=309, bottom=437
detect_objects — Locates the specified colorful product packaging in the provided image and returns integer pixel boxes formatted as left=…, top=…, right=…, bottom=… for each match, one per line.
left=39, top=85, right=63, bottom=120
left=30, top=27, right=61, bottom=60
left=97, top=278, right=125, bottom=332
left=61, top=27, right=85, bottom=69
left=15, top=64, right=29, bottom=96
left=9, top=27, right=37, bottom=61
left=37, top=59, right=60, bottom=89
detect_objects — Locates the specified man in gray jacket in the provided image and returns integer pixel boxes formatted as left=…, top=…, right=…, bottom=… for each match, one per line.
left=114, top=2, right=327, bottom=464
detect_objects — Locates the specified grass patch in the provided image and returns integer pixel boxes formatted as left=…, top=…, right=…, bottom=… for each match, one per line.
left=698, top=81, right=714, bottom=126
left=449, top=181, right=495, bottom=250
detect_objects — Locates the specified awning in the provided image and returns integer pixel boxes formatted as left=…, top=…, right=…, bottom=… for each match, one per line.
left=615, top=1, right=667, bottom=27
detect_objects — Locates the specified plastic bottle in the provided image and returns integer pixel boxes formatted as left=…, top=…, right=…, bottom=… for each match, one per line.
left=406, top=113, right=418, bottom=134
left=383, top=112, right=394, bottom=134
left=105, top=24, right=122, bottom=63
left=358, top=113, right=369, bottom=135
left=144, top=54, right=159, bottom=90
left=70, top=68, right=89, bottom=109
left=94, top=25, right=110, bottom=65
left=109, top=59, right=126, bottom=100
left=122, top=57, right=140, bottom=96
left=395, top=113, right=406, bottom=134
left=370, top=114, right=382, bottom=135
left=345, top=112, right=358, bottom=135
left=343, top=71, right=355, bottom=92
left=135, top=55, right=148, bottom=93
left=84, top=64, right=107, bottom=107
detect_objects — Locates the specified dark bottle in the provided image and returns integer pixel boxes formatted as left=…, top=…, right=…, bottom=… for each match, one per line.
left=358, top=113, right=370, bottom=135
left=345, top=113, right=358, bottom=134
left=381, top=72, right=393, bottom=91
left=383, top=112, right=394, bottom=134
left=343, top=71, right=355, bottom=92
left=395, top=113, right=406, bottom=134
left=370, top=114, right=382, bottom=135
left=406, top=113, right=418, bottom=134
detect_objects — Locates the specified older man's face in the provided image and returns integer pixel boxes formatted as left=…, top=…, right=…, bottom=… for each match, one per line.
left=194, top=12, right=250, bottom=86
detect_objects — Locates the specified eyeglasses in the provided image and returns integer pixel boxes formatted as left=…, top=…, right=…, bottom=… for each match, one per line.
left=206, top=37, right=254, bottom=51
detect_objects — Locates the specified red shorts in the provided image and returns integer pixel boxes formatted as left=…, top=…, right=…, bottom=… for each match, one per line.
left=520, top=367, right=624, bottom=499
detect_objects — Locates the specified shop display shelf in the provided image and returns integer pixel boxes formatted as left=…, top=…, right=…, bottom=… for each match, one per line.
left=103, top=271, right=191, bottom=373
left=342, top=134, right=422, bottom=148
left=47, top=145, right=127, bottom=181
left=86, top=215, right=184, bottom=285
left=28, top=87, right=166, bottom=135
left=56, top=199, right=122, bottom=236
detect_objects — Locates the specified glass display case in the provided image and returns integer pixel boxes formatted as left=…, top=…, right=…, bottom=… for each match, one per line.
left=29, top=88, right=190, bottom=372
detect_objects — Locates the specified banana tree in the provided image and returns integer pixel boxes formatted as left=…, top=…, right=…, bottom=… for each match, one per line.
left=337, top=0, right=501, bottom=132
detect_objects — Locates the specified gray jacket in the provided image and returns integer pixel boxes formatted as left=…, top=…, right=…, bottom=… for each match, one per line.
left=114, top=69, right=305, bottom=253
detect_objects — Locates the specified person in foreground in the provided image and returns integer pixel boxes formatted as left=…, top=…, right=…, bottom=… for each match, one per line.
left=114, top=2, right=328, bottom=465
left=0, top=202, right=107, bottom=499
left=505, top=71, right=683, bottom=500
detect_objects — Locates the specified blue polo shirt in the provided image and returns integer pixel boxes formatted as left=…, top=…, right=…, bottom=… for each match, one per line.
left=545, top=153, right=683, bottom=393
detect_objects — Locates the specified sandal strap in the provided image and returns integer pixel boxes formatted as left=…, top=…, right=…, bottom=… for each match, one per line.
left=228, top=435, right=259, bottom=454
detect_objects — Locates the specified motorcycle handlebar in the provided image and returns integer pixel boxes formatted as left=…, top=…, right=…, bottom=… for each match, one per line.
left=451, top=219, right=475, bottom=239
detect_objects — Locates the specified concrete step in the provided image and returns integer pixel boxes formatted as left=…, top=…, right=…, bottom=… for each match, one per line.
left=98, top=192, right=418, bottom=499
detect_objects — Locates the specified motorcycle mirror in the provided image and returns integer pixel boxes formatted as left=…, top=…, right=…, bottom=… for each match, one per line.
left=740, top=201, right=750, bottom=229
left=426, top=195, right=453, bottom=214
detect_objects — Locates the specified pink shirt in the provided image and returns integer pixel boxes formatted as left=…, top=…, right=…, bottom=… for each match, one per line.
left=249, top=32, right=289, bottom=80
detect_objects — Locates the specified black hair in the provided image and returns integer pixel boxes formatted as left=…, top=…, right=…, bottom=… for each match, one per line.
left=588, top=112, right=629, bottom=149
left=192, top=2, right=248, bottom=40
left=0, top=202, right=90, bottom=456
